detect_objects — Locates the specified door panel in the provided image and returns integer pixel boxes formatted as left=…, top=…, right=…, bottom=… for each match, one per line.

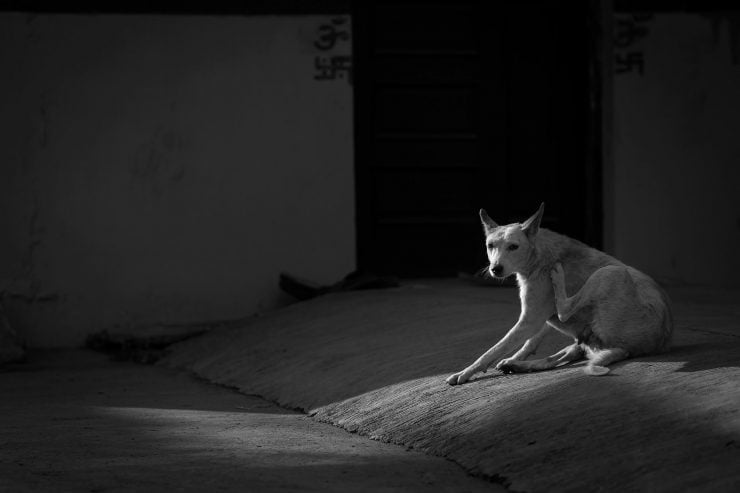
left=354, top=1, right=594, bottom=277
left=373, top=4, right=477, bottom=52
left=374, top=168, right=479, bottom=215
left=373, top=139, right=478, bottom=166
left=374, top=88, right=476, bottom=133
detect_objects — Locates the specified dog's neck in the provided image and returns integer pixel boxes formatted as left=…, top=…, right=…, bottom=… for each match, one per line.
left=515, top=231, right=559, bottom=281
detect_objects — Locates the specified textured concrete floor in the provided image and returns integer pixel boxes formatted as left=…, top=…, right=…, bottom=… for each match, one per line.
left=163, top=281, right=740, bottom=492
left=0, top=350, right=500, bottom=492
left=4, top=282, right=739, bottom=492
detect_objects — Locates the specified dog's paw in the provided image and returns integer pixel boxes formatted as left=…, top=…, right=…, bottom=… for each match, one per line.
left=445, top=365, right=481, bottom=385
left=497, top=360, right=529, bottom=374
left=550, top=263, right=565, bottom=287
left=495, top=357, right=516, bottom=371
left=584, top=364, right=610, bottom=376
left=445, top=372, right=463, bottom=385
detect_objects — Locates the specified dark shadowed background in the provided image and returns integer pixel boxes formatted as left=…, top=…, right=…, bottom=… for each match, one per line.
left=0, top=0, right=739, bottom=348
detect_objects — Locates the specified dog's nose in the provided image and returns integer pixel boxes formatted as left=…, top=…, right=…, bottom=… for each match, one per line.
left=491, top=264, right=504, bottom=277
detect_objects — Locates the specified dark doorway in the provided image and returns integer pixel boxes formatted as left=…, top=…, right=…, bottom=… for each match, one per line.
left=353, top=1, right=600, bottom=277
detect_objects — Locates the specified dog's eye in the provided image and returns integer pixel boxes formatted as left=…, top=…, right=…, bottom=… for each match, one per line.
left=487, top=243, right=493, bottom=250
left=507, top=244, right=519, bottom=251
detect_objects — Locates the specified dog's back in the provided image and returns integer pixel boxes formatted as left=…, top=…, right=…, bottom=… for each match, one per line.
left=533, top=228, right=622, bottom=291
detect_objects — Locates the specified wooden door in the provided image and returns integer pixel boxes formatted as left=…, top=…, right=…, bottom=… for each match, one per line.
left=353, top=1, right=595, bottom=277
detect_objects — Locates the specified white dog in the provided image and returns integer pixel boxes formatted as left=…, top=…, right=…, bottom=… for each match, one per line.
left=446, top=203, right=673, bottom=385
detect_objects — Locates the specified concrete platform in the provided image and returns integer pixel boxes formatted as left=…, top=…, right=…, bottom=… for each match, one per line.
left=162, top=281, right=740, bottom=492
left=0, top=350, right=499, bottom=492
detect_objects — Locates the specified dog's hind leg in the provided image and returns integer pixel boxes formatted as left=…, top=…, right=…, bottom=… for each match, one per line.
left=550, top=263, right=593, bottom=322
left=584, top=347, right=629, bottom=376
left=499, top=342, right=584, bottom=373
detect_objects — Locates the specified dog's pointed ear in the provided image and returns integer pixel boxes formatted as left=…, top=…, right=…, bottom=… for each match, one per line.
left=479, top=209, right=498, bottom=233
left=522, top=202, right=545, bottom=238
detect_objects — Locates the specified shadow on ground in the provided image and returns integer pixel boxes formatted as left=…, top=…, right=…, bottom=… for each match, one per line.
left=641, top=340, right=740, bottom=372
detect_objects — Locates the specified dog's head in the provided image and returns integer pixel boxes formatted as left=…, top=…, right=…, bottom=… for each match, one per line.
left=479, top=203, right=544, bottom=278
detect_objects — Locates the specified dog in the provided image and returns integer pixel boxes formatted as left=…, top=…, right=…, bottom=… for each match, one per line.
left=446, top=203, right=673, bottom=385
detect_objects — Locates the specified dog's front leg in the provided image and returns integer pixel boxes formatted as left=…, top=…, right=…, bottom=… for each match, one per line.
left=445, top=311, right=551, bottom=385
left=446, top=276, right=555, bottom=385
left=494, top=323, right=550, bottom=370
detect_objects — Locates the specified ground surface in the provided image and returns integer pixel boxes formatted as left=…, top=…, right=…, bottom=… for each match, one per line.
left=162, top=281, right=740, bottom=492
left=0, top=350, right=499, bottom=492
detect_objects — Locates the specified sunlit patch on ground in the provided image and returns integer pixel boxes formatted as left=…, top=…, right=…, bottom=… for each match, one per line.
left=0, top=350, right=498, bottom=492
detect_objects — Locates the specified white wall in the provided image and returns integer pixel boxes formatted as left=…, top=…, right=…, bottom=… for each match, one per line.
left=613, top=13, right=740, bottom=287
left=0, top=13, right=355, bottom=346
